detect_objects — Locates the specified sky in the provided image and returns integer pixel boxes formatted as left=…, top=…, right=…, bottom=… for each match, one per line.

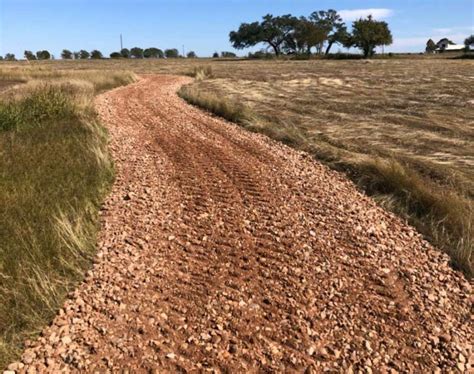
left=0, top=0, right=473, bottom=58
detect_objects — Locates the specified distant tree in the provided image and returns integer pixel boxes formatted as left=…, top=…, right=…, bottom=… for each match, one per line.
left=79, top=50, right=90, bottom=59
left=120, top=48, right=130, bottom=58
left=346, top=15, right=392, bottom=58
left=90, top=50, right=103, bottom=59
left=465, top=35, right=474, bottom=50
left=286, top=17, right=327, bottom=54
left=4, top=53, right=16, bottom=61
left=144, top=47, right=163, bottom=58
left=110, top=52, right=122, bottom=59
left=220, top=51, right=236, bottom=58
left=165, top=48, right=179, bottom=58
left=230, top=14, right=298, bottom=56
left=212, top=52, right=219, bottom=58
left=24, top=50, right=37, bottom=60
left=308, top=10, right=347, bottom=55
left=187, top=51, right=197, bottom=58
left=36, top=50, right=51, bottom=60
left=425, top=39, right=437, bottom=53
left=0, top=56, right=3, bottom=60
left=61, top=49, right=73, bottom=59
left=130, top=47, right=144, bottom=58
left=73, top=51, right=80, bottom=59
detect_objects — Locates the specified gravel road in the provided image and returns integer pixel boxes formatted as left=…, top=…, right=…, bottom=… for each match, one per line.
left=7, top=75, right=472, bottom=373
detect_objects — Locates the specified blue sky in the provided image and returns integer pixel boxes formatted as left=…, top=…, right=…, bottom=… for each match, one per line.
left=0, top=0, right=473, bottom=58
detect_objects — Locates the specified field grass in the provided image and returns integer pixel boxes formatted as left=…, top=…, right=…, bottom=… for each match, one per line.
left=0, top=65, right=135, bottom=366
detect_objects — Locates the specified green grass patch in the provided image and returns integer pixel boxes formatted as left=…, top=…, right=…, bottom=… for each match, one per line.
left=0, top=70, right=134, bottom=367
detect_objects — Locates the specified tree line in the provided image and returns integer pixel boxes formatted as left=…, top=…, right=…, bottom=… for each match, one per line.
left=0, top=47, right=198, bottom=61
left=229, top=10, right=392, bottom=57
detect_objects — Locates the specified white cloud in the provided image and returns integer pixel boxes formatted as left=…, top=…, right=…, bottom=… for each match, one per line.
left=338, top=8, right=394, bottom=21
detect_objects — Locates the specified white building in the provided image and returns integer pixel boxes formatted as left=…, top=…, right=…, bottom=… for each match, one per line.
left=435, top=38, right=465, bottom=52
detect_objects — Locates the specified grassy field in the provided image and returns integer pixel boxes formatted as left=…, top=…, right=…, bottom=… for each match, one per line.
left=0, top=56, right=472, bottom=366
left=0, top=65, right=135, bottom=366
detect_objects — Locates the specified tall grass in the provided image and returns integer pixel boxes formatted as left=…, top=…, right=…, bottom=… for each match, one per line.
left=178, top=84, right=473, bottom=278
left=0, top=67, right=135, bottom=367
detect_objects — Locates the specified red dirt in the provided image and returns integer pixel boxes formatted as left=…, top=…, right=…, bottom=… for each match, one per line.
left=8, top=75, right=472, bottom=373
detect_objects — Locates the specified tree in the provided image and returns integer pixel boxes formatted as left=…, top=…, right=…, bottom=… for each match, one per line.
left=0, top=56, right=3, bottom=60
left=347, top=15, right=392, bottom=58
left=73, top=51, right=80, bottom=59
left=120, top=48, right=130, bottom=58
left=465, top=35, right=474, bottom=50
left=309, top=10, right=347, bottom=55
left=286, top=17, right=327, bottom=54
left=212, top=52, right=219, bottom=58
left=61, top=49, right=73, bottom=59
left=130, top=47, right=144, bottom=58
left=110, top=52, right=122, bottom=59
left=230, top=14, right=298, bottom=56
left=24, top=50, right=37, bottom=60
left=36, top=50, right=51, bottom=60
left=90, top=50, right=103, bottom=59
left=220, top=51, right=236, bottom=58
left=79, top=50, right=90, bottom=59
left=165, top=48, right=179, bottom=58
left=186, top=51, right=197, bottom=58
left=425, top=39, right=437, bottom=53
left=4, top=53, right=16, bottom=61
left=144, top=47, right=164, bottom=58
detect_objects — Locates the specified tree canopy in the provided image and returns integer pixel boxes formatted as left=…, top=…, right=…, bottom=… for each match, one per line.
left=186, top=51, right=197, bottom=58
left=90, top=50, right=103, bottom=59
left=24, top=50, right=36, bottom=60
left=425, top=39, right=437, bottom=53
left=130, top=47, right=144, bottom=58
left=346, top=15, right=392, bottom=57
left=61, top=49, right=73, bottom=59
left=165, top=49, right=179, bottom=58
left=144, top=47, right=164, bottom=58
left=36, top=50, right=51, bottom=60
left=465, top=35, right=474, bottom=48
left=79, top=50, right=90, bottom=59
left=229, top=10, right=392, bottom=58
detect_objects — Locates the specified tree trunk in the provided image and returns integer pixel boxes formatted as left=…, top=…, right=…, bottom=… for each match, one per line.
left=325, top=41, right=334, bottom=55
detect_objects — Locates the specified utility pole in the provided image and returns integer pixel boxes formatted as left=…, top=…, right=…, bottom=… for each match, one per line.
left=120, top=34, right=123, bottom=51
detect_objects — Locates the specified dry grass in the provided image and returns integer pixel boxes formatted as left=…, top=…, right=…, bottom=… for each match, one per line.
left=0, top=65, right=135, bottom=366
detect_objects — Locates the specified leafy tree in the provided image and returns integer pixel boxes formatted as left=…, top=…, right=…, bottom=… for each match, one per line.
left=120, top=48, right=130, bottom=58
left=61, top=49, right=73, bottom=59
left=425, top=39, right=437, bottom=53
left=286, top=17, right=327, bottom=54
left=130, top=47, right=144, bottom=58
left=79, top=50, right=90, bottom=59
left=465, top=35, right=474, bottom=49
left=110, top=52, right=122, bottom=59
left=36, top=50, right=51, bottom=60
left=165, top=48, right=179, bottom=58
left=309, top=10, right=347, bottom=55
left=144, top=47, right=163, bottom=58
left=73, top=51, right=80, bottom=59
left=212, top=52, right=219, bottom=58
left=24, top=50, right=37, bottom=60
left=0, top=56, right=3, bottom=60
left=4, top=53, right=16, bottom=61
left=187, top=51, right=197, bottom=58
left=220, top=51, right=236, bottom=58
left=347, top=15, right=392, bottom=58
left=90, top=50, right=103, bottom=59
left=230, top=14, right=298, bottom=56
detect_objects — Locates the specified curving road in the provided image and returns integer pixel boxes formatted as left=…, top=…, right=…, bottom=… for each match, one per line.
left=10, top=76, right=471, bottom=373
